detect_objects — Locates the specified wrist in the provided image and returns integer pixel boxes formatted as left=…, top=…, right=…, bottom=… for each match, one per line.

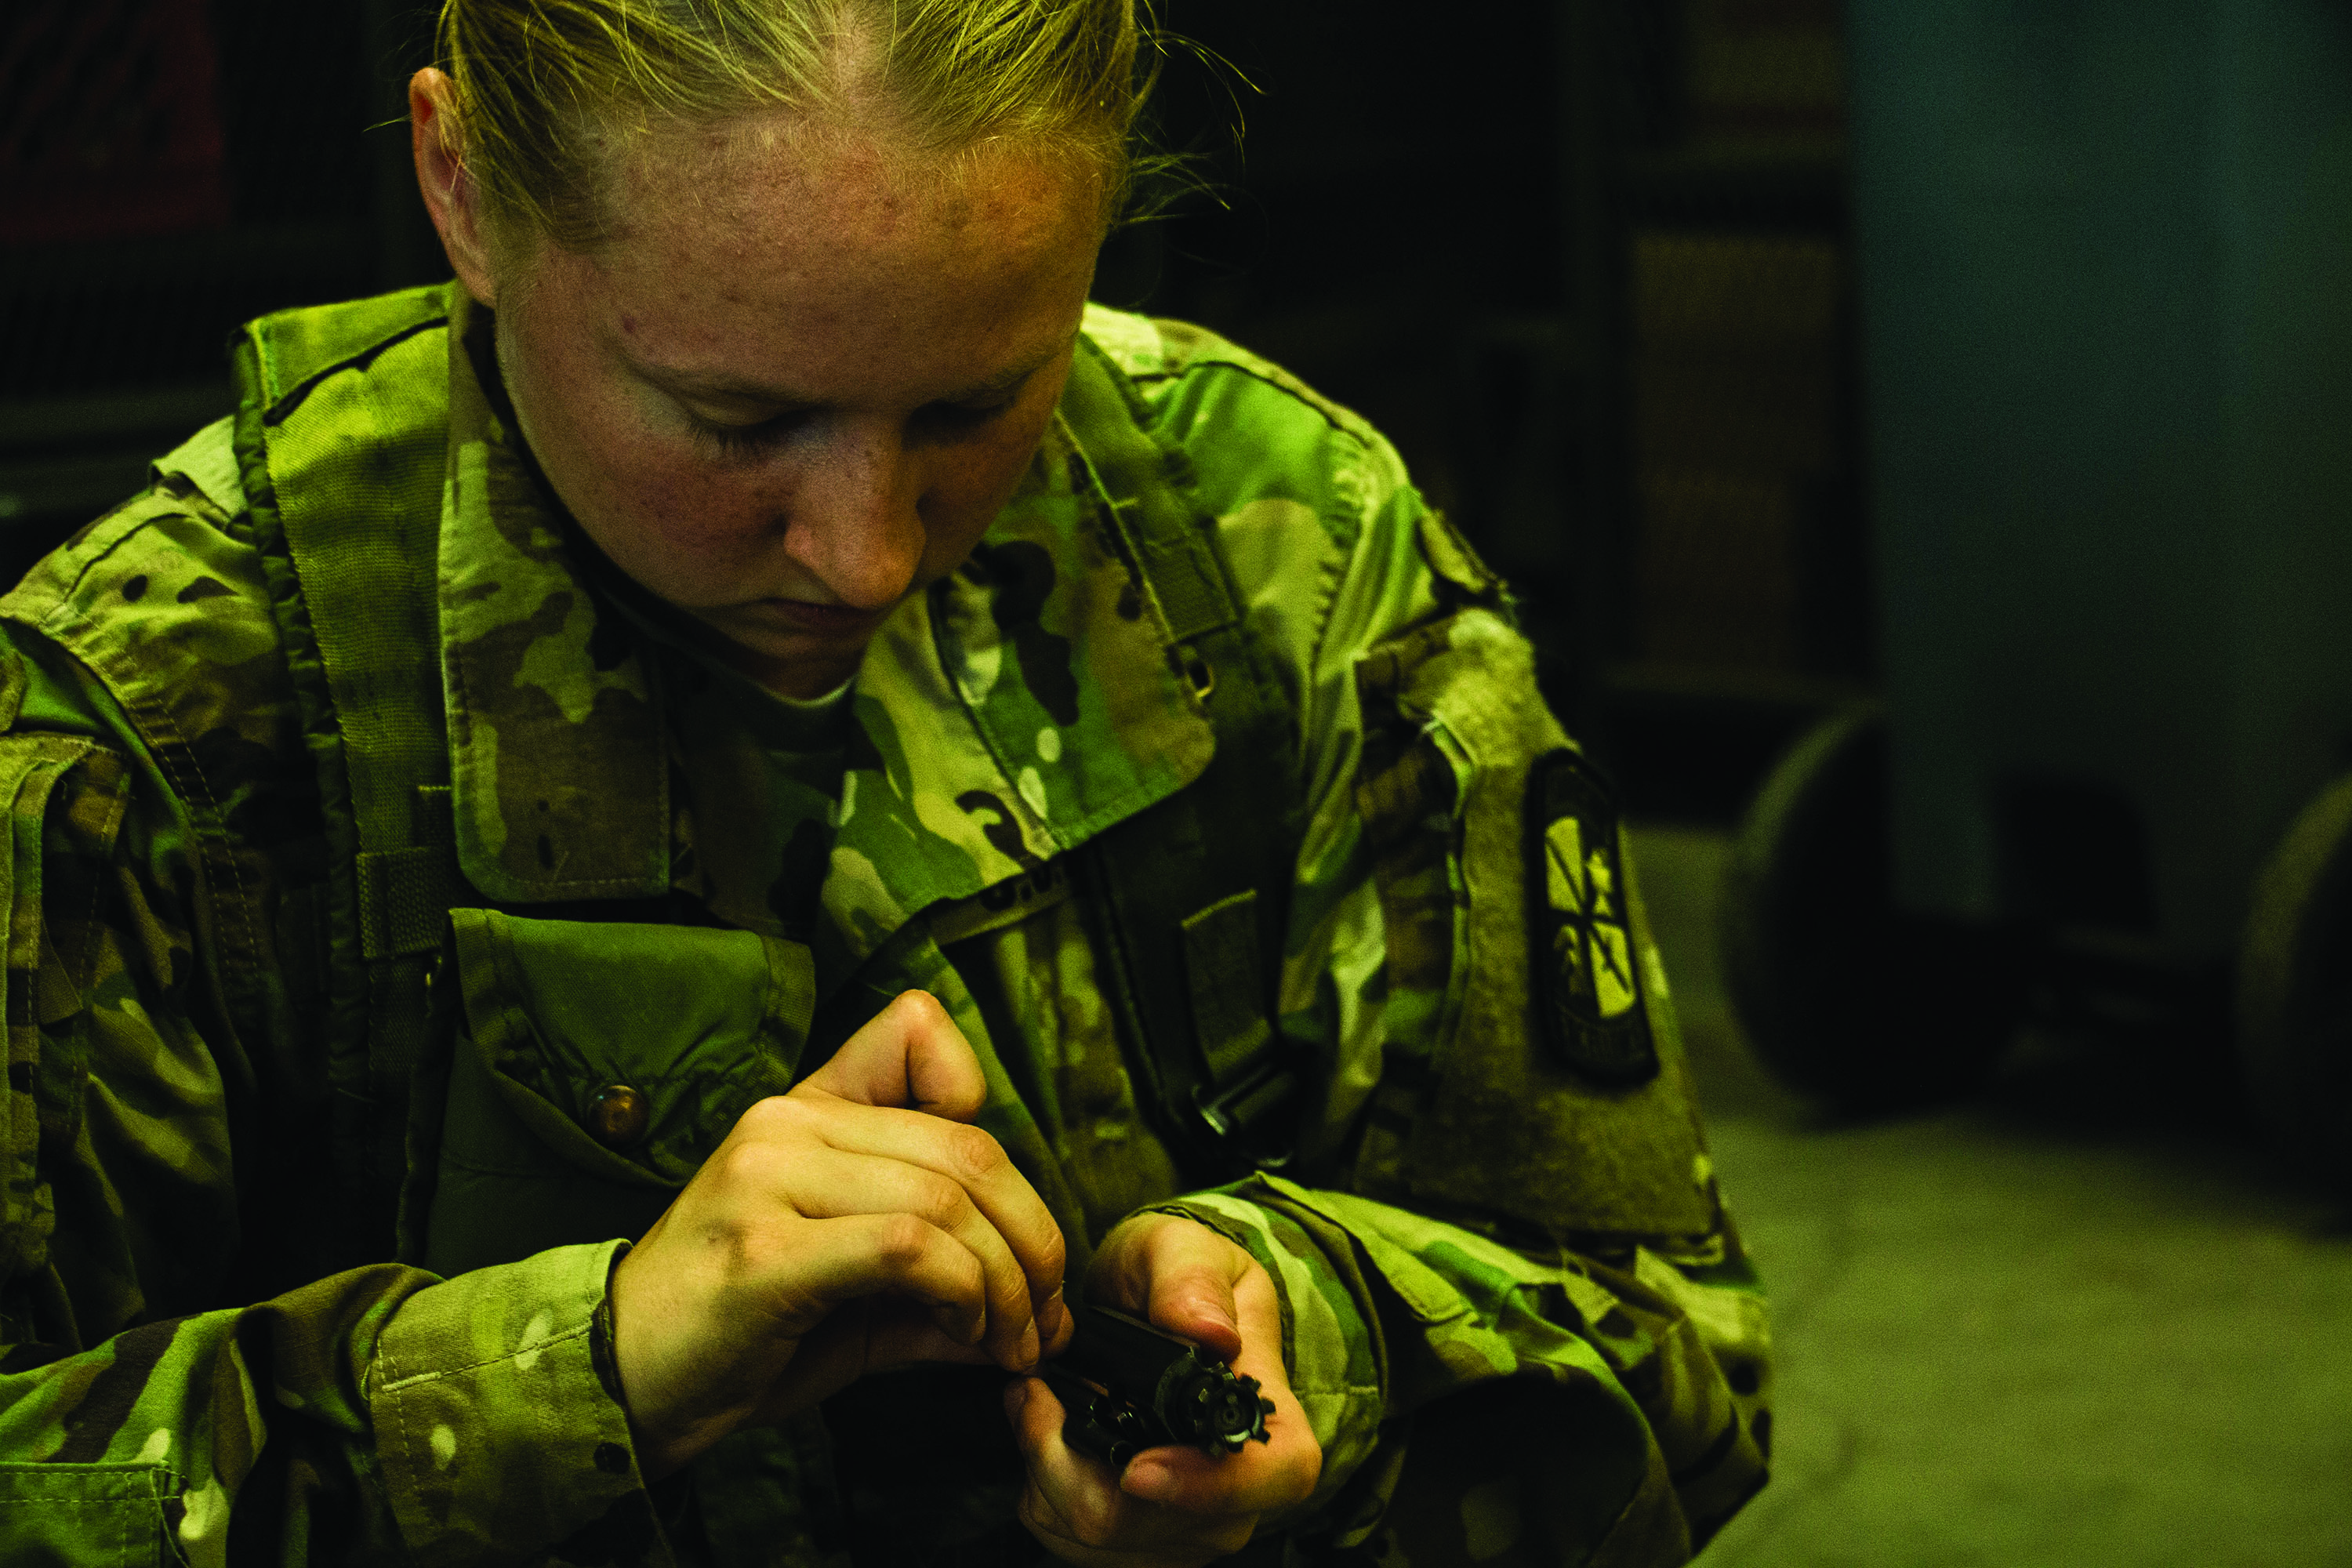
left=606, top=1236, right=743, bottom=1479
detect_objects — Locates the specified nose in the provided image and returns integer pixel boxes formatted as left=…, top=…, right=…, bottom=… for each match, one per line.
left=785, top=416, right=926, bottom=611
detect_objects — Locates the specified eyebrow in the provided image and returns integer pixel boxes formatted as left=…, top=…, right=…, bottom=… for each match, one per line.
left=637, top=339, right=1065, bottom=411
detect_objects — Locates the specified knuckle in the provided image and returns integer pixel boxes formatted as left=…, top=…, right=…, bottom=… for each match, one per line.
left=916, top=1173, right=973, bottom=1231
left=891, top=989, right=955, bottom=1044
left=895, top=987, right=946, bottom=1022
left=735, top=1094, right=809, bottom=1145
left=938, top=1122, right=1005, bottom=1182
left=714, top=1138, right=782, bottom=1190
left=739, top=1094, right=790, bottom=1130
left=872, top=1211, right=935, bottom=1268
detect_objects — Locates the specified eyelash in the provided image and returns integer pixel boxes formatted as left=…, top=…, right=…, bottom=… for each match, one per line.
left=689, top=418, right=790, bottom=459
left=686, top=395, right=1019, bottom=460
left=919, top=397, right=1019, bottom=437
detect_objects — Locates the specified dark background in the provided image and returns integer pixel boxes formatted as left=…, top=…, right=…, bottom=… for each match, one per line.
left=0, top=0, right=1860, bottom=824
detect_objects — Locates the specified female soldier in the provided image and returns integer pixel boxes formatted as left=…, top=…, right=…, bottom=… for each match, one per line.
left=0, top=1, right=1770, bottom=1563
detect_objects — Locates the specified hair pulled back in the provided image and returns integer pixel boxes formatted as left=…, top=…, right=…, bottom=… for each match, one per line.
left=435, top=0, right=1152, bottom=247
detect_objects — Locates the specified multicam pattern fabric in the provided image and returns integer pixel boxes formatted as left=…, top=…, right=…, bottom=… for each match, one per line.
left=0, top=284, right=1769, bottom=1565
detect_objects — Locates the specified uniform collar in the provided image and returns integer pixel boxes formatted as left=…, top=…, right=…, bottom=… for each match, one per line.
left=435, top=291, right=1213, bottom=970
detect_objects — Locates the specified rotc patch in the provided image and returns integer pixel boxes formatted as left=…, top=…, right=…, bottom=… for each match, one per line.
left=1526, top=749, right=1659, bottom=1087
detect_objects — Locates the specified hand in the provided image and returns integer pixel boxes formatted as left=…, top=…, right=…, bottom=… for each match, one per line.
left=610, top=990, right=1073, bottom=1477
left=1006, top=1214, right=1323, bottom=1567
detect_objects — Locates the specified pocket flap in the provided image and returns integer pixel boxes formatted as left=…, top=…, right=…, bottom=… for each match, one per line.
left=448, top=909, right=815, bottom=1187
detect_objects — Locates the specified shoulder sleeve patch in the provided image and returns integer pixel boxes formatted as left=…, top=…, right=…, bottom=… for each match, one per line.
left=1526, top=749, right=1659, bottom=1087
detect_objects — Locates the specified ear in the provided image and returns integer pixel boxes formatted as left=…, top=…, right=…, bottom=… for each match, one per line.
left=410, top=67, right=502, bottom=307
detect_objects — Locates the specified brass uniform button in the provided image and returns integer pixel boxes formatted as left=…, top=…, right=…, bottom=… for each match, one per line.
left=588, top=1084, right=649, bottom=1149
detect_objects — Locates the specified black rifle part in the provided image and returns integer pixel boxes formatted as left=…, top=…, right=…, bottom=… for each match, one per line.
left=1039, top=1305, right=1274, bottom=1469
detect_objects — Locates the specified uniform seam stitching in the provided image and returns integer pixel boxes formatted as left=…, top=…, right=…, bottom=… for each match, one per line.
left=13, top=507, right=203, bottom=627
left=376, top=1319, right=593, bottom=1392
left=379, top=1345, right=427, bottom=1544
left=1147, top=359, right=1366, bottom=443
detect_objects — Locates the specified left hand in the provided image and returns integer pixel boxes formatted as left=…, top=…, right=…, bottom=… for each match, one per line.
left=1004, top=1213, right=1323, bottom=1567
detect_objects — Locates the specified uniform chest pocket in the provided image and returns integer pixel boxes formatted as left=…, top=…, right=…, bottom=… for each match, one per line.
left=412, top=908, right=815, bottom=1279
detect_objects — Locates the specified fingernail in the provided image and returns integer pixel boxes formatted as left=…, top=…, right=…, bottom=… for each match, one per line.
left=1123, top=1461, right=1174, bottom=1502
left=1018, top=1319, right=1040, bottom=1368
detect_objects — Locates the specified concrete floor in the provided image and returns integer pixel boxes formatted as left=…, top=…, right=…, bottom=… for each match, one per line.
left=1626, top=826, right=2352, bottom=1568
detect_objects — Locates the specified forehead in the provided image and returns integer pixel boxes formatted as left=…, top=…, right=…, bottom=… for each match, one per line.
left=539, top=113, right=1101, bottom=397
left=630, top=110, right=1088, bottom=244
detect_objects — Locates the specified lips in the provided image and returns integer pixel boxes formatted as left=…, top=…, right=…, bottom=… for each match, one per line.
left=759, top=597, right=884, bottom=637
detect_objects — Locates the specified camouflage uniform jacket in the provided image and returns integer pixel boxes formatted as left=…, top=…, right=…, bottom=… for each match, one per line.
left=0, top=282, right=1769, bottom=1566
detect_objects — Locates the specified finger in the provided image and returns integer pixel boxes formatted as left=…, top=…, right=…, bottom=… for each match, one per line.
left=805, top=1099, right=1068, bottom=1331
left=1116, top=1432, right=1305, bottom=1520
left=797, top=990, right=987, bottom=1120
left=1039, top=1283, right=1074, bottom=1358
left=1007, top=1374, right=1133, bottom=1553
left=779, top=1210, right=991, bottom=1348
left=785, top=1145, right=1043, bottom=1370
left=860, top=1298, right=1001, bottom=1374
left=1008, top=1375, right=1262, bottom=1561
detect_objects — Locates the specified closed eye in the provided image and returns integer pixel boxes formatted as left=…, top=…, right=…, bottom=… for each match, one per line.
left=915, top=390, right=1022, bottom=436
left=683, top=370, right=1030, bottom=460
left=688, top=411, right=803, bottom=459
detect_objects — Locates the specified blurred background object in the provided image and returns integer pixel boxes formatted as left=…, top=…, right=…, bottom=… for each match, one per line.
left=2, top=0, right=233, bottom=246
left=1723, top=0, right=2352, bottom=1149
left=0, top=0, right=443, bottom=586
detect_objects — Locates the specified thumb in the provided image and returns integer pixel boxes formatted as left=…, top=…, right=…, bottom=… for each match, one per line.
left=1153, top=1265, right=1243, bottom=1364
left=794, top=990, right=988, bottom=1120
left=1106, top=1216, right=1248, bottom=1363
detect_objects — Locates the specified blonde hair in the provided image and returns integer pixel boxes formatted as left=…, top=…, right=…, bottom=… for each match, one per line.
left=435, top=0, right=1155, bottom=248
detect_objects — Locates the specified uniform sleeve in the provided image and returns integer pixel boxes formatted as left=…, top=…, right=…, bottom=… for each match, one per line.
left=0, top=488, right=673, bottom=1564
left=1175, top=359, right=1772, bottom=1563
left=0, top=1246, right=650, bottom=1565
left=1153, top=1175, right=1769, bottom=1560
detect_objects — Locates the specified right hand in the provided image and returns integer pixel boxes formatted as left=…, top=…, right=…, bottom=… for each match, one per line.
left=609, top=989, right=1072, bottom=1478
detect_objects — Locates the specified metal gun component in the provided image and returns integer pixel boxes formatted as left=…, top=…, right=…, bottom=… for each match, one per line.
left=1037, top=1305, right=1274, bottom=1469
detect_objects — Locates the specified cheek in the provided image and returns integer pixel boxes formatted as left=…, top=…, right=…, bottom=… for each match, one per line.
left=605, top=459, right=771, bottom=557
left=557, top=393, right=778, bottom=564
left=920, top=410, right=1058, bottom=558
